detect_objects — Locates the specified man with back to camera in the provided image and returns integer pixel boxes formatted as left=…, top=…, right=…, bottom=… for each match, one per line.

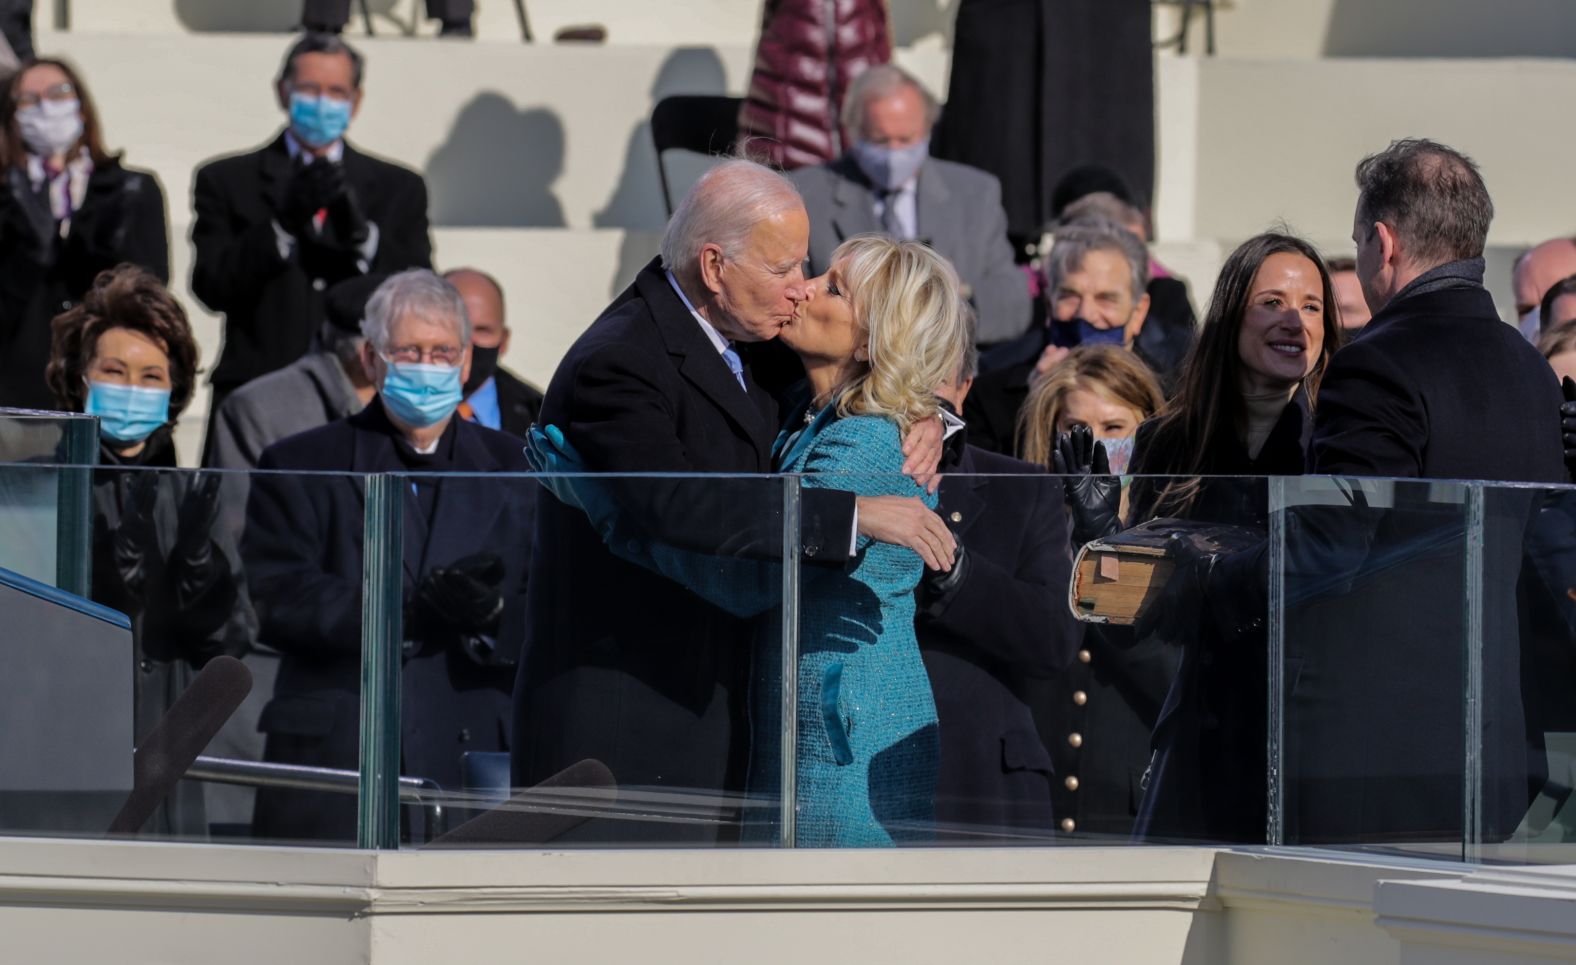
left=442, top=267, right=544, bottom=438
left=191, top=31, right=432, bottom=460
left=512, top=159, right=955, bottom=842
left=789, top=63, right=1030, bottom=344
left=1294, top=138, right=1565, bottom=844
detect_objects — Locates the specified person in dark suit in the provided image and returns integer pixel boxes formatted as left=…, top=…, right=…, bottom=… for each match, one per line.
left=965, top=219, right=1153, bottom=456
left=789, top=64, right=1030, bottom=344
left=244, top=270, right=533, bottom=843
left=0, top=58, right=168, bottom=409
left=1290, top=139, right=1567, bottom=844
left=444, top=267, right=543, bottom=438
left=917, top=333, right=1080, bottom=839
left=512, top=159, right=954, bottom=843
left=192, top=32, right=431, bottom=457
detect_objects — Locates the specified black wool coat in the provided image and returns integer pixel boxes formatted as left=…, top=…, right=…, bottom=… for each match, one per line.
left=244, top=402, right=534, bottom=842
left=918, top=444, right=1080, bottom=837
left=192, top=133, right=432, bottom=393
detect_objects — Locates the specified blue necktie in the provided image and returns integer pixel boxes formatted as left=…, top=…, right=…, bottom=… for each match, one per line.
left=721, top=344, right=747, bottom=392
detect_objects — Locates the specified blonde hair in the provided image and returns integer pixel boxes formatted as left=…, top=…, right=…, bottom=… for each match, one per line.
left=1015, top=345, right=1163, bottom=467
left=832, top=235, right=967, bottom=433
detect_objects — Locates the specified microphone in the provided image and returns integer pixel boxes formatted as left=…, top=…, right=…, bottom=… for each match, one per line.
left=426, top=759, right=616, bottom=847
left=107, top=655, right=253, bottom=836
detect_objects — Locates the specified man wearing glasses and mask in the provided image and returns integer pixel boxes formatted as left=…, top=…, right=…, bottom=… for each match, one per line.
left=243, top=270, right=534, bottom=843
left=192, top=31, right=431, bottom=462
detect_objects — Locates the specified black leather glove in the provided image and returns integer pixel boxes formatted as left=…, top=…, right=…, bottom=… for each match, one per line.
left=324, top=174, right=370, bottom=249
left=1561, top=377, right=1576, bottom=483
left=276, top=159, right=340, bottom=238
left=1052, top=425, right=1124, bottom=546
left=414, top=552, right=506, bottom=635
left=171, top=473, right=222, bottom=570
left=111, top=471, right=162, bottom=599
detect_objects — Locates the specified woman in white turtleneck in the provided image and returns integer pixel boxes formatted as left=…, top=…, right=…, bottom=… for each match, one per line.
left=1116, top=232, right=1344, bottom=845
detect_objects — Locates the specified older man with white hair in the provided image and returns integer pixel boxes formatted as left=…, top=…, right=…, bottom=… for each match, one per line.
left=244, top=268, right=535, bottom=843
left=513, top=158, right=953, bottom=842
left=790, top=63, right=1030, bottom=343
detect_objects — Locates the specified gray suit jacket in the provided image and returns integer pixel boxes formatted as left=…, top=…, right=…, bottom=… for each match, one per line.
left=790, top=155, right=1031, bottom=343
left=205, top=350, right=365, bottom=471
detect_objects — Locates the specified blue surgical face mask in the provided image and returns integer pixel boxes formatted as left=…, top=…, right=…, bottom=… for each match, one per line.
left=1051, top=317, right=1128, bottom=349
left=85, top=381, right=171, bottom=443
left=380, top=360, right=463, bottom=428
left=288, top=92, right=353, bottom=149
left=1099, top=435, right=1136, bottom=476
left=849, top=137, right=931, bottom=192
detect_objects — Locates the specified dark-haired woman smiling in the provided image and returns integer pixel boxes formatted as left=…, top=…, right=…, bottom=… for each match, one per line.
left=1125, top=232, right=1343, bottom=843
left=0, top=57, right=169, bottom=408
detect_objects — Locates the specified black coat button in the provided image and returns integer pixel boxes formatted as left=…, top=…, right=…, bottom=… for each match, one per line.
left=458, top=727, right=471, bottom=742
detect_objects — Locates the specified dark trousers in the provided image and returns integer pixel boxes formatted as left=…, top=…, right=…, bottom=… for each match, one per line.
left=301, top=0, right=474, bottom=29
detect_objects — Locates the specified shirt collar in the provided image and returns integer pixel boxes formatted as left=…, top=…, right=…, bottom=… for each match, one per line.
left=284, top=129, right=345, bottom=164
left=664, top=269, right=731, bottom=356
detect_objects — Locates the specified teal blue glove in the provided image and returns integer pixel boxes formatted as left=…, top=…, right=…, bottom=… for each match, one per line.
left=525, top=424, right=619, bottom=537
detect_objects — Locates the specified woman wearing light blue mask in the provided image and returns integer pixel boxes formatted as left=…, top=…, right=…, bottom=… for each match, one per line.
left=46, top=265, right=250, bottom=837
left=0, top=58, right=170, bottom=410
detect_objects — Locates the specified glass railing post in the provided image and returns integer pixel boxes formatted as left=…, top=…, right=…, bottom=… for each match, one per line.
left=779, top=474, right=801, bottom=848
left=1461, top=483, right=1485, bottom=863
left=1266, top=476, right=1286, bottom=847
left=52, top=415, right=96, bottom=597
left=358, top=472, right=404, bottom=849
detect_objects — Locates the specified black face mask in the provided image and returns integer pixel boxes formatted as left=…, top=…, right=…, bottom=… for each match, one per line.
left=464, top=344, right=500, bottom=396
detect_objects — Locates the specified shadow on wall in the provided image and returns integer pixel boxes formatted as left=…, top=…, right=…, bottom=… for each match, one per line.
left=425, top=93, right=566, bottom=227
left=889, top=0, right=961, bottom=48
left=596, top=46, right=728, bottom=295
left=174, top=0, right=424, bottom=32
left=1324, top=0, right=1576, bottom=57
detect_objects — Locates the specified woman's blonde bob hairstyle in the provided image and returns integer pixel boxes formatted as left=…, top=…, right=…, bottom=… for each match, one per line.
left=1015, top=344, right=1163, bottom=467
left=832, top=234, right=968, bottom=432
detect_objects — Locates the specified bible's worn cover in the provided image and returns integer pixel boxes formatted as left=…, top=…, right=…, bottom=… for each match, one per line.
left=1070, top=518, right=1262, bottom=625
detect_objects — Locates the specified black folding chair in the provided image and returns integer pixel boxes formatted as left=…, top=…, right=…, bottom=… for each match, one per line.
left=650, top=94, right=744, bottom=216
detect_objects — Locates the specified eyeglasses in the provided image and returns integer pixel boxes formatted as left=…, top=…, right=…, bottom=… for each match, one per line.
left=15, top=82, right=76, bottom=110
left=383, top=346, right=464, bottom=367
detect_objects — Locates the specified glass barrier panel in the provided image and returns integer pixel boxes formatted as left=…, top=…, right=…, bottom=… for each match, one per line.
left=1482, top=482, right=1576, bottom=864
left=0, top=410, right=96, bottom=592
left=1277, top=476, right=1470, bottom=860
left=422, top=471, right=791, bottom=849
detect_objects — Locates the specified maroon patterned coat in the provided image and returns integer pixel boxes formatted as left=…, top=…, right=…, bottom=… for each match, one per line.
left=736, top=0, right=891, bottom=171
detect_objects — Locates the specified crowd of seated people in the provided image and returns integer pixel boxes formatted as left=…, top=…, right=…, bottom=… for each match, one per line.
left=5, top=28, right=1576, bottom=853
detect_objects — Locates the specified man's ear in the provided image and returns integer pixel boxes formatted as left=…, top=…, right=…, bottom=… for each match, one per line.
left=498, top=326, right=512, bottom=357
left=1375, top=221, right=1400, bottom=268
left=276, top=80, right=291, bottom=113
left=1125, top=292, right=1152, bottom=344
left=349, top=87, right=364, bottom=120
left=698, top=244, right=727, bottom=295
left=359, top=341, right=380, bottom=385
left=459, top=344, right=473, bottom=391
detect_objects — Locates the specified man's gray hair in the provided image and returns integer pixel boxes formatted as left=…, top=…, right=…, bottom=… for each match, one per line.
left=840, top=63, right=940, bottom=141
left=361, top=269, right=471, bottom=351
left=1047, top=217, right=1150, bottom=302
left=1060, top=192, right=1145, bottom=235
left=1354, top=138, right=1493, bottom=268
left=957, top=301, right=980, bottom=382
left=659, top=159, right=803, bottom=274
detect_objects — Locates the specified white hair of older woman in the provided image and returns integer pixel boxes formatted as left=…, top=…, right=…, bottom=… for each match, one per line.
left=659, top=159, right=804, bottom=275
left=360, top=268, right=472, bottom=352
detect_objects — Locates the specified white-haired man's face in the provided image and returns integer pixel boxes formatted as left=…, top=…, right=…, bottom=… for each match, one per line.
left=699, top=205, right=812, bottom=343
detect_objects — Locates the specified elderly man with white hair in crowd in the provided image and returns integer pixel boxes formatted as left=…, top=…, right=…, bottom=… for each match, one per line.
left=790, top=63, right=1031, bottom=344
left=512, top=158, right=953, bottom=842
left=243, top=268, right=536, bottom=843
